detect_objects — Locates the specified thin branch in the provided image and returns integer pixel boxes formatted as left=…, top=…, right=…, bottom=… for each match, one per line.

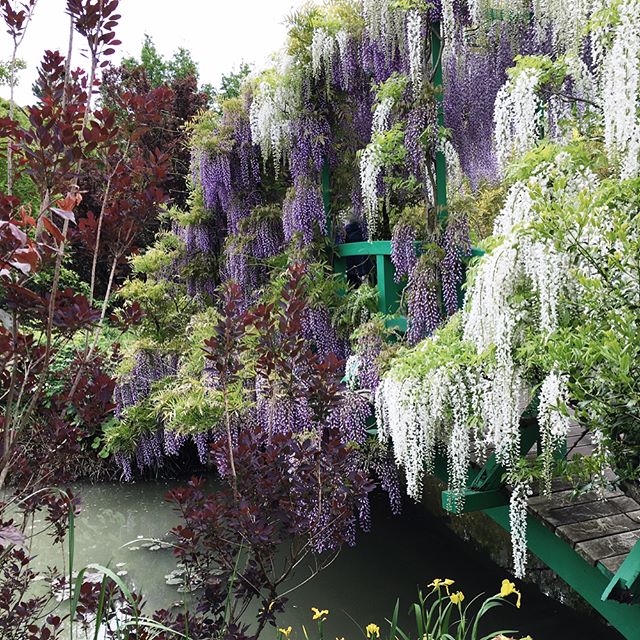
left=277, top=549, right=341, bottom=600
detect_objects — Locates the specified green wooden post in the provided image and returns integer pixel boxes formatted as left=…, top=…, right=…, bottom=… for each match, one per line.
left=334, top=255, right=347, bottom=278
left=431, top=22, right=448, bottom=222
left=377, top=253, right=402, bottom=315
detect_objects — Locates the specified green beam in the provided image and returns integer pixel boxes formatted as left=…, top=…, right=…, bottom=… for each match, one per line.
left=431, top=22, right=447, bottom=221
left=335, top=241, right=479, bottom=265
left=483, top=506, right=640, bottom=640
left=336, top=240, right=427, bottom=257
left=442, top=487, right=508, bottom=512
left=336, top=240, right=393, bottom=257
left=602, top=539, right=640, bottom=604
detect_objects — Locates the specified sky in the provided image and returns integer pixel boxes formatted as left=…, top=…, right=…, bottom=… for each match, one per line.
left=1, top=0, right=308, bottom=105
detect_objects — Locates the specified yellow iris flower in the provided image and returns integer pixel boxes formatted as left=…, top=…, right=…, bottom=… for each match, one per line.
left=312, top=607, right=329, bottom=620
left=449, top=591, right=465, bottom=605
left=428, top=578, right=455, bottom=594
left=278, top=627, right=292, bottom=638
left=500, top=579, right=522, bottom=608
left=365, top=623, right=380, bottom=638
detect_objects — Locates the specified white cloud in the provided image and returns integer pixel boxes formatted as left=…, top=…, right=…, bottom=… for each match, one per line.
left=1, top=0, right=307, bottom=105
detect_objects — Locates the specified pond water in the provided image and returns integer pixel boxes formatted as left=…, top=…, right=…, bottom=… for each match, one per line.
left=29, top=480, right=622, bottom=640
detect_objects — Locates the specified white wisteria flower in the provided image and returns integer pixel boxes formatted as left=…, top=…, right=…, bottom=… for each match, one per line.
left=376, top=152, right=605, bottom=577
left=360, top=143, right=384, bottom=237
left=509, top=481, right=531, bottom=578
left=406, top=10, right=423, bottom=90
left=494, top=67, right=543, bottom=174
left=311, top=28, right=337, bottom=81
left=363, top=0, right=406, bottom=52
left=602, top=0, right=640, bottom=178
left=249, top=80, right=293, bottom=173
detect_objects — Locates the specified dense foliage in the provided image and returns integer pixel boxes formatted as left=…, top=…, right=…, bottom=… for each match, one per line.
left=1, top=0, right=638, bottom=635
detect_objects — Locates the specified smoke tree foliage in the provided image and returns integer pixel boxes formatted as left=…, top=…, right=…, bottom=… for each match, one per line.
left=0, top=0, right=149, bottom=490
left=376, top=2, right=640, bottom=579
left=0, top=2, right=180, bottom=637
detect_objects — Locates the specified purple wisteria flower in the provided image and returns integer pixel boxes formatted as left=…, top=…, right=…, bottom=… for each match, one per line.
left=407, top=258, right=442, bottom=345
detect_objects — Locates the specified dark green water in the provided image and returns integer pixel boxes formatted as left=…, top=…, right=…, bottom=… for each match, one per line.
left=29, top=481, right=622, bottom=639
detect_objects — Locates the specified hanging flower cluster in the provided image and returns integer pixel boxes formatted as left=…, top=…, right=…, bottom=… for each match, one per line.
left=406, top=10, right=424, bottom=89
left=363, top=0, right=407, bottom=55
left=302, top=305, right=345, bottom=360
left=444, top=0, right=596, bottom=55
left=537, top=371, right=573, bottom=491
left=444, top=29, right=514, bottom=187
left=494, top=67, right=543, bottom=174
left=358, top=69, right=440, bottom=239
left=240, top=204, right=284, bottom=259
left=249, top=76, right=294, bottom=172
left=114, top=351, right=179, bottom=416
left=601, top=0, right=640, bottom=178
left=312, top=28, right=338, bottom=81
left=391, top=218, right=418, bottom=282
left=406, top=255, right=442, bottom=345
left=441, top=215, right=471, bottom=317
left=360, top=84, right=401, bottom=237
left=282, top=178, right=326, bottom=244
left=360, top=143, right=385, bottom=236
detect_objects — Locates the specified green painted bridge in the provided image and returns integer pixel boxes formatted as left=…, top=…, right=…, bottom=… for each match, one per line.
left=330, top=238, right=640, bottom=640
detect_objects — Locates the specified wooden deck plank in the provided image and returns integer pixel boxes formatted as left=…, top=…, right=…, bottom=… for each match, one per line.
left=529, top=477, right=574, bottom=497
left=576, top=530, right=640, bottom=565
left=567, top=444, right=596, bottom=460
left=556, top=511, right=640, bottom=545
left=487, top=419, right=640, bottom=578
left=528, top=487, right=624, bottom=510
left=534, top=496, right=640, bottom=529
left=599, top=554, right=629, bottom=574
left=626, top=510, right=640, bottom=524
left=567, top=432, right=588, bottom=446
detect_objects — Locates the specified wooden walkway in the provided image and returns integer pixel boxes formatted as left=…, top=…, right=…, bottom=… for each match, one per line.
left=446, top=421, right=640, bottom=637
left=528, top=426, right=640, bottom=577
